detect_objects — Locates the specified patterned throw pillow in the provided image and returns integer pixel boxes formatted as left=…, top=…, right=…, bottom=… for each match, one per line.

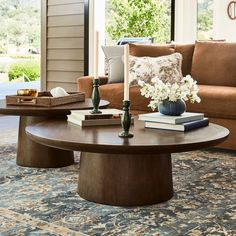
left=129, top=52, right=183, bottom=86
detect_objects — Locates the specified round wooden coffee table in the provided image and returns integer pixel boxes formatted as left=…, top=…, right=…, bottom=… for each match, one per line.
left=0, top=99, right=109, bottom=168
left=26, top=118, right=229, bottom=206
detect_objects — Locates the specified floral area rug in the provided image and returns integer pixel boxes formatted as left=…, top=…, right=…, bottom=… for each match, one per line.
left=0, top=144, right=235, bottom=236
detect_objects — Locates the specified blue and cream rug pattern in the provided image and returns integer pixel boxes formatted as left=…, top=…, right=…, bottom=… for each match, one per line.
left=0, top=144, right=235, bottom=235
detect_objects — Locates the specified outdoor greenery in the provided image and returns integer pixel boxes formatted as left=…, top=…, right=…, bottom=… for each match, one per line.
left=106, top=0, right=171, bottom=44
left=197, top=0, right=213, bottom=39
left=0, top=62, right=10, bottom=73
left=0, top=0, right=40, bottom=54
left=8, top=60, right=40, bottom=82
left=106, top=0, right=214, bottom=43
left=0, top=0, right=40, bottom=83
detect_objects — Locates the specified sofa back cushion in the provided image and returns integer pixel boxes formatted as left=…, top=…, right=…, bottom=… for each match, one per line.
left=191, top=41, right=236, bottom=86
left=174, top=43, right=195, bottom=76
left=129, top=43, right=175, bottom=57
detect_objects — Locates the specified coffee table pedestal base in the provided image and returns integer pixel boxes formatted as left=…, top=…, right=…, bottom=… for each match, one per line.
left=78, top=152, right=173, bottom=206
left=17, top=116, right=74, bottom=168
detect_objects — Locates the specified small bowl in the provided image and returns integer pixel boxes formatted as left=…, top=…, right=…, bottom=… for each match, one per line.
left=17, top=89, right=38, bottom=97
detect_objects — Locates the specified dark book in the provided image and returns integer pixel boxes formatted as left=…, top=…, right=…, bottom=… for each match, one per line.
left=145, top=118, right=209, bottom=131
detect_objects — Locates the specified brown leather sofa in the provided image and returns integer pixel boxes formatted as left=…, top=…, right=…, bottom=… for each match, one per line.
left=77, top=41, right=236, bottom=151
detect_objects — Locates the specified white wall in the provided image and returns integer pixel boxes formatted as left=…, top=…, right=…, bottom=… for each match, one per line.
left=89, top=0, right=105, bottom=76
left=213, top=0, right=236, bottom=42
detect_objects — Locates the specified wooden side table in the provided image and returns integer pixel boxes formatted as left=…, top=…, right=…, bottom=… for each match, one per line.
left=26, top=118, right=229, bottom=206
left=0, top=99, right=109, bottom=168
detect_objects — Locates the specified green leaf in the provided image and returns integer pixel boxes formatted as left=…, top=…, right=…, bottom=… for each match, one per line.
left=106, top=0, right=170, bottom=43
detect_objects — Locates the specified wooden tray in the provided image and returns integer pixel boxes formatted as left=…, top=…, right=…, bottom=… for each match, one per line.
left=6, top=91, right=85, bottom=107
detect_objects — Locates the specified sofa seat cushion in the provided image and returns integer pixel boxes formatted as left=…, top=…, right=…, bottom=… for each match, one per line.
left=187, top=85, right=236, bottom=119
left=99, top=83, right=152, bottom=112
left=191, top=41, right=236, bottom=86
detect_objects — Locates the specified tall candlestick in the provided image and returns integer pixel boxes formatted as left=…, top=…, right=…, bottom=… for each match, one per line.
left=94, top=31, right=99, bottom=79
left=90, top=30, right=101, bottom=114
left=124, top=44, right=129, bottom=101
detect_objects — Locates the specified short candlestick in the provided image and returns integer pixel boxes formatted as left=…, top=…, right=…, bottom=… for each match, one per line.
left=90, top=78, right=102, bottom=114
left=119, top=100, right=133, bottom=138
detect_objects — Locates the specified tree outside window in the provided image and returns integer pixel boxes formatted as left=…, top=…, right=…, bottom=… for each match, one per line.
left=0, top=0, right=40, bottom=82
left=197, top=0, right=213, bottom=40
left=105, top=0, right=171, bottom=45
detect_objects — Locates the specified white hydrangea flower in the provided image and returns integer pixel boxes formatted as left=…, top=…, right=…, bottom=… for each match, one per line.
left=139, top=75, right=201, bottom=110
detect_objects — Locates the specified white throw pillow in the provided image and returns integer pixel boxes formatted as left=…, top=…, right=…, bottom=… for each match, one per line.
left=129, top=52, right=183, bottom=86
left=102, top=45, right=124, bottom=83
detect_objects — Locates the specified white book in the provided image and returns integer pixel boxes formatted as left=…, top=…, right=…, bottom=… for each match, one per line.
left=139, top=112, right=204, bottom=124
left=70, top=109, right=123, bottom=120
left=67, top=115, right=123, bottom=127
left=145, top=118, right=209, bottom=131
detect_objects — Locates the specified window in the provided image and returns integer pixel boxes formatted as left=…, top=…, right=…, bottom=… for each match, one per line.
left=197, top=0, right=213, bottom=40
left=88, top=0, right=174, bottom=75
left=105, top=0, right=173, bottom=45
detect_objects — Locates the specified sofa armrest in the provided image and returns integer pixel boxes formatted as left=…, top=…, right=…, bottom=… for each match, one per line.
left=77, top=76, right=108, bottom=98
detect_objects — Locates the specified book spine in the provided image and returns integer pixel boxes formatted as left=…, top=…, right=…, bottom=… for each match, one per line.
left=70, top=113, right=122, bottom=120
left=184, top=118, right=209, bottom=131
left=175, top=115, right=204, bottom=124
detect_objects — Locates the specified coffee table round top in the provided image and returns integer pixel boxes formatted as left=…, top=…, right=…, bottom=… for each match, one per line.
left=0, top=99, right=109, bottom=116
left=26, top=118, right=229, bottom=154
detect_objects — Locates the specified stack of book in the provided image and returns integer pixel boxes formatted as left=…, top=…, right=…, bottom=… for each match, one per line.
left=138, top=112, right=209, bottom=131
left=67, top=109, right=124, bottom=127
